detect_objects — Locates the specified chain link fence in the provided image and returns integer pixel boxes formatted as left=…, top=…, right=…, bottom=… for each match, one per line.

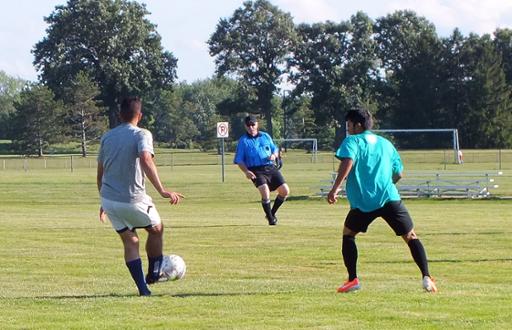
left=0, top=149, right=511, bottom=171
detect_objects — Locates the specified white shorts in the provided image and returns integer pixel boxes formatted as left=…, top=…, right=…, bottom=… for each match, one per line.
left=101, top=196, right=162, bottom=232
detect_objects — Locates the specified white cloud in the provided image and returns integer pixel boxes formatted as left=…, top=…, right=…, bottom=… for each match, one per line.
left=384, top=0, right=512, bottom=35
left=276, top=0, right=338, bottom=23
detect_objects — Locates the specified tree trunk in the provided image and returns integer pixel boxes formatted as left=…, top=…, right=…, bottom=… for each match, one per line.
left=38, top=138, right=44, bottom=157
left=108, top=104, right=119, bottom=129
left=333, top=117, right=346, bottom=149
left=81, top=120, right=87, bottom=157
left=334, top=126, right=344, bottom=149
left=258, top=85, right=274, bottom=136
left=80, top=109, right=87, bottom=157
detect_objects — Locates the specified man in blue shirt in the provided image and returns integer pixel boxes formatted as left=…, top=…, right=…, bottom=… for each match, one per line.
left=234, top=115, right=290, bottom=225
left=327, top=108, right=437, bottom=293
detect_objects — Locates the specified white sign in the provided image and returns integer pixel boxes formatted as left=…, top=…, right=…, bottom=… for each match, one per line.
left=217, top=122, right=229, bottom=138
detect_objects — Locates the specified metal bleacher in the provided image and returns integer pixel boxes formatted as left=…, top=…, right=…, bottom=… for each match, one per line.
left=396, top=171, right=501, bottom=198
left=317, top=171, right=502, bottom=199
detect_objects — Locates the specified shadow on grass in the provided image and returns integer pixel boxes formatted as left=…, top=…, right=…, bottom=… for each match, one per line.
left=171, top=292, right=259, bottom=298
left=286, top=195, right=311, bottom=201
left=7, top=291, right=262, bottom=300
left=172, top=224, right=256, bottom=229
left=13, top=293, right=140, bottom=299
left=368, top=258, right=512, bottom=264
left=248, top=195, right=312, bottom=203
left=423, top=231, right=510, bottom=236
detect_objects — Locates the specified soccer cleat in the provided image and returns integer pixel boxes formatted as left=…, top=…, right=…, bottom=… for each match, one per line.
left=139, top=288, right=152, bottom=296
left=266, top=215, right=278, bottom=226
left=422, top=276, right=438, bottom=293
left=145, top=274, right=158, bottom=285
left=146, top=256, right=172, bottom=284
left=337, top=278, right=361, bottom=293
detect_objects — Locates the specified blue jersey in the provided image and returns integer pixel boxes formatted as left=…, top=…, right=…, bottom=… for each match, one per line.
left=336, top=130, right=403, bottom=212
left=234, top=131, right=277, bottom=168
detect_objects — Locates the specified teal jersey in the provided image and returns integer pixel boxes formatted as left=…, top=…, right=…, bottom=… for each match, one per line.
left=335, top=130, right=403, bottom=212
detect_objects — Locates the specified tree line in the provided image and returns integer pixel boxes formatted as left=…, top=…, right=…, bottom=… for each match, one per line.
left=0, top=0, right=511, bottom=156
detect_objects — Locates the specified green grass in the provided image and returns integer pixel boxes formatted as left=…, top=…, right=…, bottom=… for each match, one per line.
left=0, top=159, right=511, bottom=329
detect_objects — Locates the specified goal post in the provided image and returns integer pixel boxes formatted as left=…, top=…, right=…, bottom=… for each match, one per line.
left=274, top=138, right=318, bottom=162
left=372, top=129, right=462, bottom=164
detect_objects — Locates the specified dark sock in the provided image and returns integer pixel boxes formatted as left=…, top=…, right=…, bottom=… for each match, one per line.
left=407, top=239, right=430, bottom=277
left=147, top=255, right=163, bottom=283
left=342, top=235, right=358, bottom=281
left=261, top=199, right=273, bottom=219
left=271, top=195, right=286, bottom=216
left=126, top=258, right=151, bottom=296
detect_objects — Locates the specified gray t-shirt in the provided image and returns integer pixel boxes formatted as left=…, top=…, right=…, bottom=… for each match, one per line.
left=98, top=123, right=154, bottom=203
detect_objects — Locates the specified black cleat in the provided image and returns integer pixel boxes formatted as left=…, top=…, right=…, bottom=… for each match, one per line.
left=139, top=288, right=152, bottom=296
left=145, top=274, right=158, bottom=285
left=266, top=215, right=278, bottom=226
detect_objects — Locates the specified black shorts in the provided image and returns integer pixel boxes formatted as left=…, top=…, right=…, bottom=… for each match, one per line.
left=344, top=200, right=414, bottom=236
left=249, top=165, right=286, bottom=191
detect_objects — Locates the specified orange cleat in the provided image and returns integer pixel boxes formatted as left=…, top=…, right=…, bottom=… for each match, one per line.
left=422, top=276, right=438, bottom=293
left=337, top=278, right=361, bottom=293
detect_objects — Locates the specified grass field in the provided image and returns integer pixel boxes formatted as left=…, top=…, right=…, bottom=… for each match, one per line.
left=0, top=155, right=511, bottom=329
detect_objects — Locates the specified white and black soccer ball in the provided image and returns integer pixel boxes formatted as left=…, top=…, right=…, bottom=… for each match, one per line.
left=161, top=254, right=186, bottom=281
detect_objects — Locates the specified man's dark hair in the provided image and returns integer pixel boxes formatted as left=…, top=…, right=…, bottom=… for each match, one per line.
left=345, top=107, right=373, bottom=130
left=120, top=96, right=142, bottom=122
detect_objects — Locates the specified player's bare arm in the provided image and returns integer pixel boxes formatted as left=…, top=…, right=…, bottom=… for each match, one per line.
left=96, top=162, right=107, bottom=222
left=237, top=163, right=256, bottom=180
left=327, top=158, right=353, bottom=204
left=139, top=151, right=184, bottom=205
left=392, top=172, right=403, bottom=184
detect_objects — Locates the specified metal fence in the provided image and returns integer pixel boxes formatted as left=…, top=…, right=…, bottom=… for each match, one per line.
left=0, top=149, right=511, bottom=171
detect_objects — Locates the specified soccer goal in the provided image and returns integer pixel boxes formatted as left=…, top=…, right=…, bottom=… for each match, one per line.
left=372, top=129, right=462, bottom=164
left=274, top=138, right=318, bottom=162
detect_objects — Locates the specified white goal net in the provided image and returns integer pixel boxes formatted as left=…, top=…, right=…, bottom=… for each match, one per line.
left=372, top=129, right=462, bottom=164
left=274, top=138, right=318, bottom=162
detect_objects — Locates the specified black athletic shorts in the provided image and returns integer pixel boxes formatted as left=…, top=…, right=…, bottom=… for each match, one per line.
left=248, top=165, right=286, bottom=191
left=344, top=200, right=414, bottom=236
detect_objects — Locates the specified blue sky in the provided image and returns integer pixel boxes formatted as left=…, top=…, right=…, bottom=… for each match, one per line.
left=1, top=0, right=511, bottom=83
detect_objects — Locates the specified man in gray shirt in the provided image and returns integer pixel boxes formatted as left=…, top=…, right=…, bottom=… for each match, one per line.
left=97, top=96, right=183, bottom=296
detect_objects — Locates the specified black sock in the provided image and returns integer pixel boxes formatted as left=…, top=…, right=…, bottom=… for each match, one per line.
left=126, top=258, right=151, bottom=296
left=407, top=239, right=430, bottom=277
left=261, top=199, right=273, bottom=219
left=342, top=235, right=358, bottom=281
left=271, top=195, right=286, bottom=216
left=147, top=255, right=163, bottom=283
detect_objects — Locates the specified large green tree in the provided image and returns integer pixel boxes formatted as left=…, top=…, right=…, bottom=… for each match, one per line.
left=208, top=0, right=297, bottom=136
left=62, top=71, right=107, bottom=157
left=435, top=29, right=468, bottom=132
left=150, top=89, right=199, bottom=149
left=290, top=12, right=378, bottom=146
left=33, top=0, right=177, bottom=128
left=461, top=34, right=512, bottom=148
left=11, top=85, right=65, bottom=156
left=494, top=28, right=512, bottom=84
left=146, top=77, right=241, bottom=150
left=374, top=10, right=443, bottom=142
left=0, top=71, right=26, bottom=139
left=181, top=78, right=242, bottom=150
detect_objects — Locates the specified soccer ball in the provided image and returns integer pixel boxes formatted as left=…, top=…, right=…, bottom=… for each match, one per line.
left=161, top=254, right=186, bottom=281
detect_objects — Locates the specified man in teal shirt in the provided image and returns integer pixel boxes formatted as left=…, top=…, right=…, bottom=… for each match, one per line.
left=327, top=108, right=437, bottom=293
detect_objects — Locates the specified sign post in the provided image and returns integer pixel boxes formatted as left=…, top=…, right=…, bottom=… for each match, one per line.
left=216, top=122, right=229, bottom=182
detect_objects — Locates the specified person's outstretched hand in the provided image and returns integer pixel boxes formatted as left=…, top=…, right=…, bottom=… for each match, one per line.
left=161, top=190, right=185, bottom=205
